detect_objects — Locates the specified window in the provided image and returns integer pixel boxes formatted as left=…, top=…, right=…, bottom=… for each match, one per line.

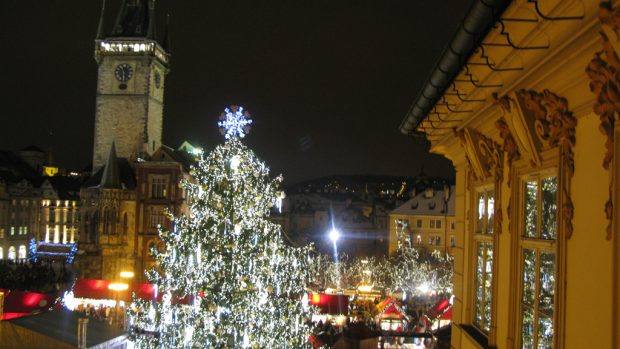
left=0, top=228, right=4, bottom=239
left=451, top=221, right=456, bottom=230
left=435, top=236, right=441, bottom=246
left=8, top=246, right=16, bottom=260
left=150, top=207, right=166, bottom=228
left=416, top=219, right=422, bottom=228
left=151, top=177, right=168, bottom=199
left=450, top=235, right=456, bottom=248
left=0, top=247, right=3, bottom=259
left=519, top=175, right=557, bottom=348
left=473, top=188, right=495, bottom=333
left=436, top=219, right=442, bottom=229
left=416, top=234, right=422, bottom=244
left=430, top=220, right=435, bottom=228
left=18, top=245, right=26, bottom=259
left=10, top=227, right=14, bottom=236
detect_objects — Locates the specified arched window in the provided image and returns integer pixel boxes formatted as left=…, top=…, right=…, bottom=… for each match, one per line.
left=103, top=207, right=109, bottom=234
left=123, top=212, right=128, bottom=236
left=18, top=245, right=26, bottom=259
left=147, top=240, right=157, bottom=257
left=8, top=246, right=16, bottom=260
left=90, top=211, right=99, bottom=243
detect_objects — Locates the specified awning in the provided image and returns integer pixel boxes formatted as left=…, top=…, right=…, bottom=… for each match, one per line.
left=426, top=298, right=450, bottom=320
left=1, top=289, right=57, bottom=320
left=71, top=280, right=193, bottom=304
left=308, top=293, right=349, bottom=315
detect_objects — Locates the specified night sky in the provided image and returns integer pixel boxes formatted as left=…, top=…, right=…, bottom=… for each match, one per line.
left=0, top=1, right=472, bottom=185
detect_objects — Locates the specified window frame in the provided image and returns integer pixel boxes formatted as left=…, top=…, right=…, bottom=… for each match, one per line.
left=515, top=168, right=559, bottom=349
left=470, top=183, right=497, bottom=336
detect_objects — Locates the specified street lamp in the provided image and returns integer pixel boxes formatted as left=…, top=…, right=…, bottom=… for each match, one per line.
left=328, top=228, right=340, bottom=244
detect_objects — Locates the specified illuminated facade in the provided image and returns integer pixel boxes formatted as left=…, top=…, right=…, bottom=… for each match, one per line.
left=399, top=1, right=618, bottom=348
left=388, top=185, right=456, bottom=256
left=76, top=1, right=192, bottom=281
left=0, top=149, right=81, bottom=262
left=91, top=0, right=169, bottom=172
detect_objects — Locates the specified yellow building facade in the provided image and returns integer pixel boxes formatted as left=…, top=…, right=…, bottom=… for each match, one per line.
left=389, top=186, right=456, bottom=256
left=400, top=1, right=618, bottom=348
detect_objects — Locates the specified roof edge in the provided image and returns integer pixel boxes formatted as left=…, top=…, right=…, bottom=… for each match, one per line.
left=399, top=0, right=512, bottom=135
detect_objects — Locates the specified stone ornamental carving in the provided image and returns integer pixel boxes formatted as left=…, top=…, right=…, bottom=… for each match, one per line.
left=493, top=93, right=521, bottom=186
left=586, top=1, right=620, bottom=240
left=517, top=89, right=577, bottom=239
left=456, top=127, right=504, bottom=234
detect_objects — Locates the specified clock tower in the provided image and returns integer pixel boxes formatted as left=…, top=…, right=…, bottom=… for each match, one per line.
left=92, top=0, right=170, bottom=172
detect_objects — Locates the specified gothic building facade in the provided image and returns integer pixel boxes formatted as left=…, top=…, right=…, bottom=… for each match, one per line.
left=77, top=0, right=192, bottom=282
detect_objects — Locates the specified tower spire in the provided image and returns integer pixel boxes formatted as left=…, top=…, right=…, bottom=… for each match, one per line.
left=146, top=0, right=156, bottom=39
left=100, top=142, right=121, bottom=189
left=96, top=0, right=107, bottom=39
left=162, top=13, right=171, bottom=53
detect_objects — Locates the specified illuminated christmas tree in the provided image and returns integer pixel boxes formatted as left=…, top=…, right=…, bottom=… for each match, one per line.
left=130, top=106, right=315, bottom=349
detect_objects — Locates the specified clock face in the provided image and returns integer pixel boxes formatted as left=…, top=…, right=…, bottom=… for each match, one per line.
left=114, top=63, right=133, bottom=82
left=154, top=70, right=161, bottom=88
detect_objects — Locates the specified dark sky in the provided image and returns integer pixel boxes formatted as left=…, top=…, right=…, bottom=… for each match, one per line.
left=0, top=1, right=472, bottom=185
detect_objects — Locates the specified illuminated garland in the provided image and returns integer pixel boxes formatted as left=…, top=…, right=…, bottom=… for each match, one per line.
left=130, top=109, right=316, bottom=349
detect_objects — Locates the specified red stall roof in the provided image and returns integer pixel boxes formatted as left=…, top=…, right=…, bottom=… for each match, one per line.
left=72, top=280, right=193, bottom=304
left=426, top=298, right=451, bottom=320
left=308, top=293, right=348, bottom=315
left=1, top=289, right=57, bottom=320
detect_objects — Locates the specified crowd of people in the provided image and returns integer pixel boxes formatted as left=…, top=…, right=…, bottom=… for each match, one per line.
left=0, top=259, right=72, bottom=293
left=74, top=303, right=127, bottom=327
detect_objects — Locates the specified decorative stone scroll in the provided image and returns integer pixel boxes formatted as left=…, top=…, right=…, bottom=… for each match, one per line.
left=456, top=127, right=504, bottom=234
left=586, top=1, right=620, bottom=240
left=516, top=89, right=577, bottom=239
left=493, top=93, right=521, bottom=187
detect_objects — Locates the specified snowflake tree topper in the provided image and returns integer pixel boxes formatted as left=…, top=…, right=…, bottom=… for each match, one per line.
left=218, top=105, right=252, bottom=139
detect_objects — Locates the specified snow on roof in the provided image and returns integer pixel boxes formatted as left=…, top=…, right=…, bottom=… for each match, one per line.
left=390, top=185, right=455, bottom=217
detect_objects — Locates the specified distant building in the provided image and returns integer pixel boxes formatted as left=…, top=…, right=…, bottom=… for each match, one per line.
left=388, top=185, right=456, bottom=255
left=0, top=148, right=80, bottom=262
left=276, top=192, right=391, bottom=258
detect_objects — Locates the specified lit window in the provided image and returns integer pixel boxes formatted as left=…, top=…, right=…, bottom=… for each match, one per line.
left=0, top=228, right=4, bottom=238
left=473, top=188, right=495, bottom=333
left=10, top=227, right=14, bottom=236
left=18, top=245, right=26, bottom=259
left=0, top=247, right=2, bottom=259
left=416, top=235, right=422, bottom=244
left=8, top=246, right=16, bottom=260
left=520, top=175, right=557, bottom=348
left=151, top=177, right=168, bottom=199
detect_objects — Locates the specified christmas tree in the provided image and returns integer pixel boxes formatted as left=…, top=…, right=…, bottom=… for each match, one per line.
left=130, top=106, right=315, bottom=349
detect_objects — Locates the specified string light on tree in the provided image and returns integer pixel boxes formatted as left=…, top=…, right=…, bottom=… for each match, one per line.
left=129, top=106, right=316, bottom=349
left=218, top=105, right=253, bottom=139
